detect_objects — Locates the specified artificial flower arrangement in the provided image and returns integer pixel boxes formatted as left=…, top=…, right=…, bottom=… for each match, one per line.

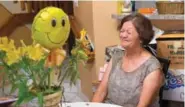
left=0, top=7, right=88, bottom=107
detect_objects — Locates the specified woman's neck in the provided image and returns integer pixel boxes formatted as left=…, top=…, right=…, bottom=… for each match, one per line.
left=124, top=46, right=144, bottom=59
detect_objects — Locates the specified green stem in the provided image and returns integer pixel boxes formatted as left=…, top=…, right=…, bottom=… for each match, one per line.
left=38, top=68, right=47, bottom=89
left=0, top=60, right=10, bottom=96
left=28, top=66, right=38, bottom=87
left=38, top=69, right=42, bottom=87
left=2, top=75, right=5, bottom=96
left=58, top=65, right=70, bottom=86
left=48, top=72, right=50, bottom=90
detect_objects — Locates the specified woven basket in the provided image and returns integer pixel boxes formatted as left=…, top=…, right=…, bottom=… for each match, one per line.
left=44, top=91, right=62, bottom=107
left=156, top=1, right=184, bottom=14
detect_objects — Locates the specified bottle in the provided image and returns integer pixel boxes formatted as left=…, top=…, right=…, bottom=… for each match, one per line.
left=131, top=1, right=135, bottom=12
left=118, top=0, right=135, bottom=14
left=122, top=0, right=132, bottom=14
left=117, top=1, right=123, bottom=15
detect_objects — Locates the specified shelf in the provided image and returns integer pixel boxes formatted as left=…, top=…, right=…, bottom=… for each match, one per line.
left=112, top=14, right=184, bottom=20
left=112, top=14, right=184, bottom=31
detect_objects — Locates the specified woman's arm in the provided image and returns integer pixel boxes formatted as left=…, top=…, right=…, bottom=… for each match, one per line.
left=137, top=69, right=164, bottom=107
left=91, top=59, right=112, bottom=102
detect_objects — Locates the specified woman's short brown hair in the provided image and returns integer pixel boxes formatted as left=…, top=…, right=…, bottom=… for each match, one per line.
left=118, top=13, right=154, bottom=45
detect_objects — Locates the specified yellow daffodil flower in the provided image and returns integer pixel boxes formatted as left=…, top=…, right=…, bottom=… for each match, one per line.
left=0, top=37, right=21, bottom=65
left=20, top=40, right=46, bottom=61
left=18, top=47, right=26, bottom=57
left=79, top=29, right=89, bottom=47
left=27, top=45, right=45, bottom=61
left=80, top=29, right=86, bottom=41
left=0, top=37, right=16, bottom=52
left=0, top=37, right=8, bottom=44
left=5, top=50, right=20, bottom=65
left=0, top=37, right=46, bottom=65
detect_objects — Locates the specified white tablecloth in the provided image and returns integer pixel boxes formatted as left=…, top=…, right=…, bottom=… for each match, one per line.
left=62, top=102, right=122, bottom=107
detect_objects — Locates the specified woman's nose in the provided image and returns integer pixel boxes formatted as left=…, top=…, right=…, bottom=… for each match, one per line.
left=120, top=32, right=127, bottom=38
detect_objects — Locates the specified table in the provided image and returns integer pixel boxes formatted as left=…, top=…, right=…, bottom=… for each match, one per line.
left=62, top=102, right=122, bottom=107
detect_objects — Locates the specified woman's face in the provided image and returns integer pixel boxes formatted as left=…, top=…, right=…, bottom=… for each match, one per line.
left=119, top=21, right=140, bottom=49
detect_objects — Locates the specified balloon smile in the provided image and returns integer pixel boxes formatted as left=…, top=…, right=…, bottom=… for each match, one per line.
left=46, top=32, right=63, bottom=44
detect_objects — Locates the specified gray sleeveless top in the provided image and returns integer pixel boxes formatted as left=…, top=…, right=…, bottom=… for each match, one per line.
left=105, top=50, right=161, bottom=107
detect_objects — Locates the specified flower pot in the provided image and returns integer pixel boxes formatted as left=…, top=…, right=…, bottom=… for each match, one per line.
left=25, top=90, right=62, bottom=107
left=43, top=91, right=62, bottom=107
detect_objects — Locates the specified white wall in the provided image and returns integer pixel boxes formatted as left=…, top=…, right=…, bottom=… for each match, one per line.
left=0, top=1, right=27, bottom=13
left=0, top=1, right=31, bottom=29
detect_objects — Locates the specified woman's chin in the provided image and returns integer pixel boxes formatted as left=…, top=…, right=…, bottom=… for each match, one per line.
left=120, top=44, right=129, bottom=49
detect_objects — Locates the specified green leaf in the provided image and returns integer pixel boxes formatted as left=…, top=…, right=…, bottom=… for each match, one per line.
left=32, top=58, right=45, bottom=71
left=43, top=89, right=55, bottom=95
left=0, top=51, right=6, bottom=58
left=9, top=63, right=18, bottom=70
left=22, top=56, right=30, bottom=65
left=66, top=66, right=76, bottom=79
left=1, top=74, right=6, bottom=95
left=70, top=69, right=79, bottom=85
left=10, top=83, right=18, bottom=94
left=16, top=80, right=29, bottom=105
left=22, top=92, right=35, bottom=104
left=77, top=50, right=88, bottom=61
left=37, top=92, right=43, bottom=107
left=39, top=69, right=50, bottom=87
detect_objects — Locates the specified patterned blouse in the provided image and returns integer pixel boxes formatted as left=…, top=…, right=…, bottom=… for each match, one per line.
left=105, top=50, right=161, bottom=107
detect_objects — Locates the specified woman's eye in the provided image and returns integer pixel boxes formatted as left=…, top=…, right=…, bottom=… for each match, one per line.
left=127, top=31, right=131, bottom=34
left=120, top=30, right=124, bottom=33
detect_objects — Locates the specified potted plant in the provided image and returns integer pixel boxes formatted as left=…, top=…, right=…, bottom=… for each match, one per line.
left=0, top=35, right=88, bottom=107
left=0, top=7, right=88, bottom=107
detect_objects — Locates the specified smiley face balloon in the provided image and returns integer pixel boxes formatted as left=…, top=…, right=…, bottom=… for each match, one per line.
left=32, top=7, right=70, bottom=49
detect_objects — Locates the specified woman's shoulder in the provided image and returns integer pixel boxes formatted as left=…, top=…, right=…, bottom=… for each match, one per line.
left=148, top=55, right=161, bottom=66
left=145, top=55, right=162, bottom=75
left=143, top=50, right=160, bottom=66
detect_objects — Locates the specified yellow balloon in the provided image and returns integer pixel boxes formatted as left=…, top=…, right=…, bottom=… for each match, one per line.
left=32, top=7, right=70, bottom=49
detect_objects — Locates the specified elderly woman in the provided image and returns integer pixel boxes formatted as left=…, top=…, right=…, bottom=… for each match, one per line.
left=92, top=13, right=164, bottom=107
